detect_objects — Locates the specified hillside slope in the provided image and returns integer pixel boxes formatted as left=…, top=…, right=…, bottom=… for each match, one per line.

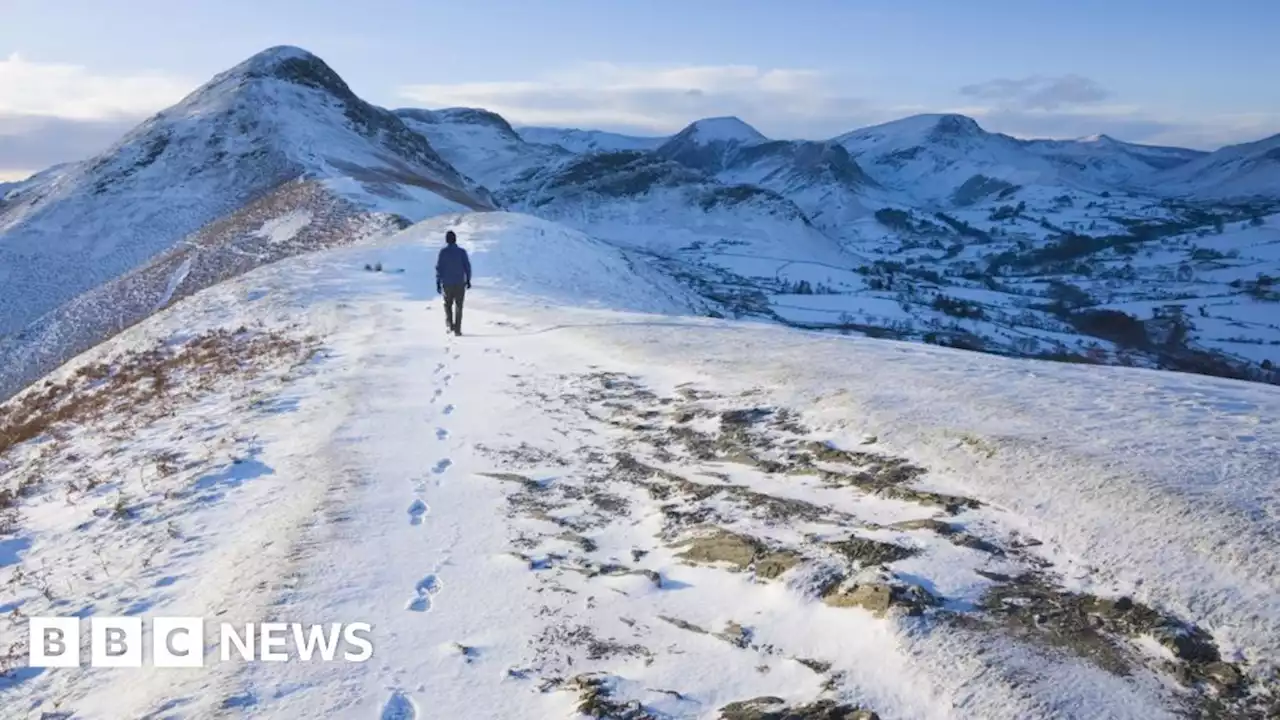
left=401, top=106, right=1280, bottom=385
left=0, top=211, right=1275, bottom=719
left=1155, top=133, right=1280, bottom=199
left=0, top=46, right=492, bottom=343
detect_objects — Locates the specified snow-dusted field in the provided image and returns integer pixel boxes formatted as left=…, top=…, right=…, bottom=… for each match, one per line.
left=1, top=212, right=1276, bottom=719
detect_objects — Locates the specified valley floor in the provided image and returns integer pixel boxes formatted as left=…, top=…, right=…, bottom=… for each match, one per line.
left=1, top=217, right=1278, bottom=719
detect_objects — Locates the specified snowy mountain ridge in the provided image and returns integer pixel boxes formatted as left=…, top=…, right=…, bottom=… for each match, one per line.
left=1155, top=132, right=1280, bottom=199
left=3, top=44, right=1280, bottom=411
left=1, top=211, right=1277, bottom=719
left=404, top=102, right=1280, bottom=387
left=0, top=45, right=1278, bottom=720
left=0, top=46, right=500, bottom=399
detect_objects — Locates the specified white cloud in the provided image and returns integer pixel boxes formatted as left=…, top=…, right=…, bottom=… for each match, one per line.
left=0, top=168, right=35, bottom=182
left=0, top=53, right=194, bottom=120
left=959, top=75, right=1111, bottom=111
left=0, top=54, right=197, bottom=176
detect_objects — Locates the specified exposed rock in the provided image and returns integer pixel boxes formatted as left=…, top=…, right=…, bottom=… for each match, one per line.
left=824, top=583, right=893, bottom=614
left=659, top=616, right=708, bottom=634
left=719, top=695, right=880, bottom=720
left=725, top=485, right=832, bottom=522
left=715, top=621, right=752, bottom=649
left=1152, top=624, right=1220, bottom=663
left=632, top=569, right=663, bottom=587
left=827, top=536, right=918, bottom=567
left=478, top=471, right=545, bottom=493
left=557, top=530, right=598, bottom=553
left=951, top=533, right=1003, bottom=555
left=882, top=486, right=983, bottom=514
left=674, top=528, right=762, bottom=570
left=890, top=518, right=956, bottom=534
left=1202, top=661, right=1241, bottom=690
left=980, top=571, right=1233, bottom=685
left=568, top=673, right=657, bottom=719
left=673, top=527, right=800, bottom=580
left=793, top=657, right=832, bottom=674
left=822, top=574, right=940, bottom=617
left=754, top=550, right=802, bottom=579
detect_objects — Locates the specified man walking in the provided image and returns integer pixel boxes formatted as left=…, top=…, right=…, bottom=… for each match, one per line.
left=435, top=230, right=472, bottom=336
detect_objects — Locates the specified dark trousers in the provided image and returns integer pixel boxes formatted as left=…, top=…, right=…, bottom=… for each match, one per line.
left=442, top=284, right=466, bottom=331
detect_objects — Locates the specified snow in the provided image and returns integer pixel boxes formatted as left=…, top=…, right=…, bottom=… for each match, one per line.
left=1, top=210, right=1276, bottom=719
left=395, top=108, right=571, bottom=190
left=320, top=177, right=468, bottom=223
left=834, top=114, right=1065, bottom=202
left=251, top=210, right=312, bottom=245
left=2, top=46, right=1280, bottom=715
left=155, top=256, right=193, bottom=310
left=1156, top=133, right=1280, bottom=199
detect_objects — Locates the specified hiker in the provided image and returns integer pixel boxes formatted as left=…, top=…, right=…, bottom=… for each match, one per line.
left=435, top=230, right=472, bottom=335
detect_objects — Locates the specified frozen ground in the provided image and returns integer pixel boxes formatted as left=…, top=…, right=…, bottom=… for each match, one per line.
left=0, top=212, right=1277, bottom=719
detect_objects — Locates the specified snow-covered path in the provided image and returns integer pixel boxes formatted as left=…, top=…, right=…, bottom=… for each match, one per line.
left=2, top=212, right=1277, bottom=719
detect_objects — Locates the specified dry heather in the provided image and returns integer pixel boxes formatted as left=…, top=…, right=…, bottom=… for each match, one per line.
left=0, top=325, right=319, bottom=463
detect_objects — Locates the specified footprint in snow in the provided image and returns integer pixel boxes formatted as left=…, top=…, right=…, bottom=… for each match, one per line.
left=434, top=363, right=446, bottom=374
left=443, top=404, right=455, bottom=415
left=432, top=459, right=453, bottom=474
left=381, top=690, right=418, bottom=720
left=430, top=389, right=443, bottom=402
left=435, top=428, right=449, bottom=440
left=406, top=574, right=442, bottom=612
left=408, top=499, right=429, bottom=526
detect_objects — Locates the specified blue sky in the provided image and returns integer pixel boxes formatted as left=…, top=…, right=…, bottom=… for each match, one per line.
left=1, top=0, right=1277, bottom=178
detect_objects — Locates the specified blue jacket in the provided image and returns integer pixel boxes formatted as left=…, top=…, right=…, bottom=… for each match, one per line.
left=436, top=244, right=471, bottom=287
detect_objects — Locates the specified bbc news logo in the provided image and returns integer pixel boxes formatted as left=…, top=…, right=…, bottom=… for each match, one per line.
left=29, top=617, right=373, bottom=668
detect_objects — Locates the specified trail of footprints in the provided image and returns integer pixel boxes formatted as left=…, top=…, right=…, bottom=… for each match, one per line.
left=386, top=346, right=460, bottom=717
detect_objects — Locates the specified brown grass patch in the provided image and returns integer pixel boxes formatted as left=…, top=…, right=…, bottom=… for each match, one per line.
left=0, top=326, right=319, bottom=461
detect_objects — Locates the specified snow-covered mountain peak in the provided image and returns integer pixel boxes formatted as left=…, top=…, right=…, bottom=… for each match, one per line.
left=845, top=113, right=988, bottom=147
left=653, top=117, right=769, bottom=174
left=0, top=44, right=492, bottom=344
left=194, top=45, right=357, bottom=108
left=681, top=116, right=767, bottom=145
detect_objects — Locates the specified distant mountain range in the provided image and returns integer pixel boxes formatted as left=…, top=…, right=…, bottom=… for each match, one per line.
left=2, top=45, right=1278, bottom=401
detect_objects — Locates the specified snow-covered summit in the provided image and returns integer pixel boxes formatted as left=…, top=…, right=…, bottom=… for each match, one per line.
left=835, top=114, right=1061, bottom=202
left=841, top=113, right=987, bottom=149
left=682, top=115, right=768, bottom=145
left=653, top=116, right=769, bottom=174
left=0, top=44, right=491, bottom=340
